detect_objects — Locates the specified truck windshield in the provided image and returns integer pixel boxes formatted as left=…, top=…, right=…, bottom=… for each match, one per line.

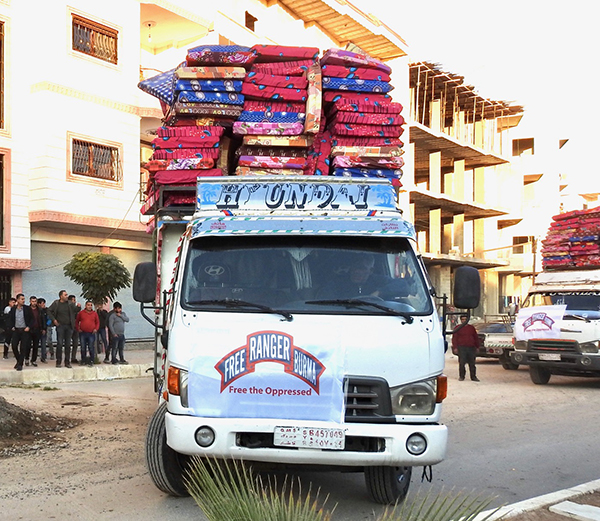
left=523, top=291, right=600, bottom=318
left=180, top=235, right=432, bottom=316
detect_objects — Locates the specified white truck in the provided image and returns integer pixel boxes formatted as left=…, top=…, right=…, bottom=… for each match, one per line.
left=511, top=269, right=600, bottom=384
left=133, top=176, right=480, bottom=504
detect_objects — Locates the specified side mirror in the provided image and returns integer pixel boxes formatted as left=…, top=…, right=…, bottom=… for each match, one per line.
left=453, top=266, right=480, bottom=309
left=133, top=262, right=158, bottom=303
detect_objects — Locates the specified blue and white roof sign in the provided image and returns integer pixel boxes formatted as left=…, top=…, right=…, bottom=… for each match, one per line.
left=196, top=178, right=398, bottom=214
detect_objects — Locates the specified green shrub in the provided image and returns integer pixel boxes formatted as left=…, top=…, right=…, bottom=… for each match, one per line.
left=185, top=457, right=500, bottom=521
left=185, top=456, right=333, bottom=521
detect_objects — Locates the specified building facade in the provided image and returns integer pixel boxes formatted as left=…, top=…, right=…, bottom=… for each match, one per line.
left=407, top=62, right=525, bottom=319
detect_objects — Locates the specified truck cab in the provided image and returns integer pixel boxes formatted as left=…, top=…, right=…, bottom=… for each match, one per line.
left=134, top=176, right=480, bottom=504
left=512, top=269, right=600, bottom=384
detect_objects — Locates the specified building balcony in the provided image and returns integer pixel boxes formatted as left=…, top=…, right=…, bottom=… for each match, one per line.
left=410, top=186, right=507, bottom=230
left=411, top=123, right=509, bottom=182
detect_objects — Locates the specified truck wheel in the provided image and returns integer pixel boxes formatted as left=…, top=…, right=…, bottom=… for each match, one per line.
left=145, top=402, right=190, bottom=496
left=530, top=366, right=551, bottom=385
left=500, top=353, right=519, bottom=370
left=364, top=465, right=411, bottom=504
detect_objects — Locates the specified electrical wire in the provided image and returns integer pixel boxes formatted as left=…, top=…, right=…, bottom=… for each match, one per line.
left=30, top=188, right=143, bottom=272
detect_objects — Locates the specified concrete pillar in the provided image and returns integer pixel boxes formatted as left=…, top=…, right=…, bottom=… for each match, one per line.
left=474, top=218, right=485, bottom=256
left=429, top=208, right=442, bottom=254
left=429, top=151, right=441, bottom=193
left=442, top=223, right=453, bottom=254
left=443, top=172, right=453, bottom=197
left=484, top=269, right=500, bottom=316
left=417, top=230, right=427, bottom=252
left=474, top=120, right=484, bottom=149
left=464, top=220, right=474, bottom=255
left=474, top=167, right=485, bottom=204
left=453, top=213, right=464, bottom=254
left=454, top=159, right=465, bottom=201
left=465, top=169, right=474, bottom=202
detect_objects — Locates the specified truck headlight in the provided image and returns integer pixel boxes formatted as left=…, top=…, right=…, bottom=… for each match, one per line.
left=580, top=341, right=599, bottom=354
left=390, top=378, right=436, bottom=415
left=180, top=369, right=189, bottom=408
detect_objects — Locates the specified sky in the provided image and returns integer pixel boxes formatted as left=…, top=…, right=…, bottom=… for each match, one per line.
left=353, top=0, right=600, bottom=191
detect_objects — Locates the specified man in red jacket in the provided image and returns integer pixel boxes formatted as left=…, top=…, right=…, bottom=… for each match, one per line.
left=452, top=314, right=481, bottom=382
left=75, top=300, right=99, bottom=367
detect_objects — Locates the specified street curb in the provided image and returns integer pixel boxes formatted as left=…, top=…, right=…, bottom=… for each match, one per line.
left=477, top=478, right=600, bottom=520
left=0, top=363, right=152, bottom=385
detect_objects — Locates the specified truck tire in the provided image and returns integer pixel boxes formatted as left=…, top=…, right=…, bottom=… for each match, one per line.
left=145, top=402, right=190, bottom=496
left=500, top=352, right=519, bottom=370
left=364, top=465, right=411, bottom=504
left=530, top=365, right=551, bottom=385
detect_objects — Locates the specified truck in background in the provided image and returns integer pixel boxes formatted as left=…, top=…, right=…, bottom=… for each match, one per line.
left=512, top=269, right=600, bottom=384
left=133, top=176, right=480, bottom=504
left=473, top=317, right=516, bottom=370
left=511, top=205, right=600, bottom=384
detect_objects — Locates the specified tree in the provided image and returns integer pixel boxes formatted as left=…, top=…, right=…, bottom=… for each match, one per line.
left=63, top=252, right=131, bottom=305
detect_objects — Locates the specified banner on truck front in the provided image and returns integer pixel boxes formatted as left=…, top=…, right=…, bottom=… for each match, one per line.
left=187, top=329, right=346, bottom=423
left=514, top=305, right=566, bottom=340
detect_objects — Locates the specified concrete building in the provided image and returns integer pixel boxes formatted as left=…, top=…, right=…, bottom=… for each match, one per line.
left=406, top=62, right=524, bottom=319
left=0, top=0, right=408, bottom=338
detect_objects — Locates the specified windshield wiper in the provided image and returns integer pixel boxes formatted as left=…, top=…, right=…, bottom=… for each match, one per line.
left=564, top=313, right=591, bottom=323
left=306, top=299, right=414, bottom=323
left=187, top=298, right=293, bottom=322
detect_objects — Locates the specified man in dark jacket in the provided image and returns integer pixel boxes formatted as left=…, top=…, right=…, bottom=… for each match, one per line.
left=47, top=290, right=78, bottom=368
left=7, top=293, right=34, bottom=371
left=452, top=314, right=481, bottom=382
left=25, top=296, right=45, bottom=367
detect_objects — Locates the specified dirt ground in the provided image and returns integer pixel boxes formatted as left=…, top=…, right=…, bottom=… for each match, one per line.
left=1, top=376, right=600, bottom=521
left=0, top=380, right=163, bottom=520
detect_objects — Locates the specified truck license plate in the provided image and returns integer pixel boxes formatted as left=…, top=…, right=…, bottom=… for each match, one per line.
left=538, top=353, right=561, bottom=361
left=274, top=426, right=345, bottom=450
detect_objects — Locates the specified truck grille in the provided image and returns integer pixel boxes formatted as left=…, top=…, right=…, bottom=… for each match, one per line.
left=344, top=376, right=394, bottom=423
left=528, top=339, right=578, bottom=352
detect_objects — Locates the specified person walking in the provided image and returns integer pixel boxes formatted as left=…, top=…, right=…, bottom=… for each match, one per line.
left=47, top=290, right=78, bottom=368
left=76, top=300, right=99, bottom=367
left=107, top=302, right=129, bottom=365
left=7, top=293, right=34, bottom=371
left=452, top=314, right=481, bottom=382
left=25, top=296, right=44, bottom=367
left=3, top=297, right=16, bottom=359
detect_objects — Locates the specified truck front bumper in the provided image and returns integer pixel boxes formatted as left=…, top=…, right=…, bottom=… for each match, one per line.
left=165, top=413, right=447, bottom=467
left=511, top=350, right=600, bottom=371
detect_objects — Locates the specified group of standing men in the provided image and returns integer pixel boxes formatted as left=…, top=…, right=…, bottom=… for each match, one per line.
left=3, top=290, right=129, bottom=372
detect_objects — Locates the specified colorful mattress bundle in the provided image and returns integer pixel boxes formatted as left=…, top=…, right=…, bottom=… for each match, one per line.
left=138, top=45, right=258, bottom=213
left=233, top=45, right=322, bottom=176
left=319, top=49, right=404, bottom=185
left=235, top=134, right=314, bottom=176
left=138, top=44, right=406, bottom=189
left=541, top=206, right=600, bottom=270
left=166, top=44, right=256, bottom=125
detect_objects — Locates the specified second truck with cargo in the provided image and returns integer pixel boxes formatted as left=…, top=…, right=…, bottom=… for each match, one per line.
left=512, top=206, right=600, bottom=384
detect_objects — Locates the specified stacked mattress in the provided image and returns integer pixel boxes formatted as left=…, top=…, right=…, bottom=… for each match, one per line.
left=541, top=206, right=600, bottom=270
left=233, top=45, right=321, bottom=176
left=138, top=44, right=407, bottom=203
left=320, top=48, right=404, bottom=185
left=138, top=45, right=256, bottom=214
